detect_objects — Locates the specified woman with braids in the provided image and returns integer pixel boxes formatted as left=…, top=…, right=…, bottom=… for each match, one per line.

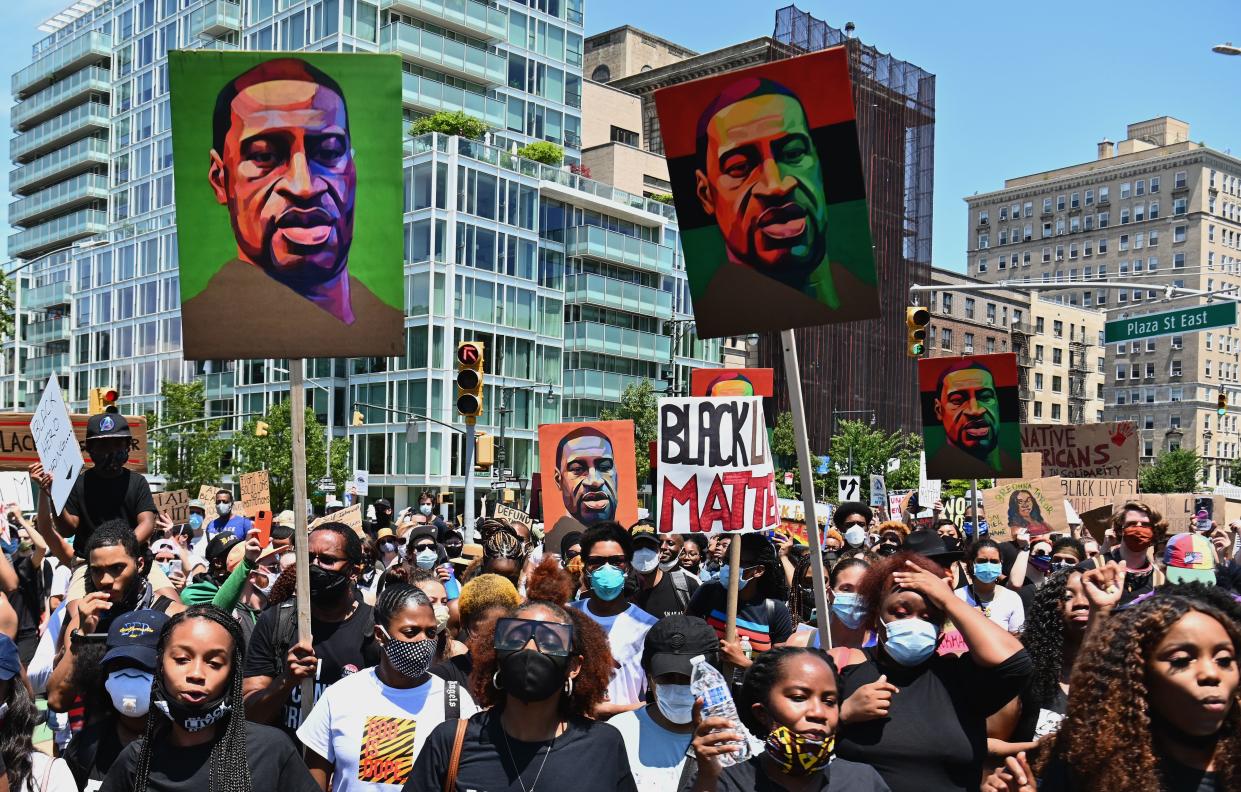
left=985, top=586, right=1241, bottom=792
left=462, top=523, right=527, bottom=592
left=404, top=559, right=636, bottom=792
left=100, top=605, right=318, bottom=792
left=787, top=556, right=873, bottom=656
left=688, top=646, right=889, bottom=792
left=0, top=634, right=76, bottom=791
left=299, top=584, right=477, bottom=791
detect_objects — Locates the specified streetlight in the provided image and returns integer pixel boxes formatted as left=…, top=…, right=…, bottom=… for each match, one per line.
left=1212, top=42, right=1241, bottom=56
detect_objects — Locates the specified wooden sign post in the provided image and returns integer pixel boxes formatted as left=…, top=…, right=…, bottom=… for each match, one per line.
left=289, top=364, right=314, bottom=725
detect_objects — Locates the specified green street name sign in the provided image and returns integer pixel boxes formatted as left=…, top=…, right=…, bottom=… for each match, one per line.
left=1105, top=302, right=1238, bottom=344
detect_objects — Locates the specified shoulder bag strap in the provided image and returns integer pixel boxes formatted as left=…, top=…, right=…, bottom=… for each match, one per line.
left=765, top=598, right=775, bottom=634
left=443, top=718, right=469, bottom=792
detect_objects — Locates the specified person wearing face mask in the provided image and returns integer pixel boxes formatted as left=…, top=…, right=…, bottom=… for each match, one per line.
left=182, top=530, right=272, bottom=649
left=299, top=584, right=477, bottom=791
left=788, top=557, right=873, bottom=655
left=0, top=634, right=77, bottom=792
left=373, top=527, right=402, bottom=573
left=834, top=502, right=873, bottom=556
left=415, top=491, right=452, bottom=542
left=185, top=500, right=210, bottom=554
left=631, top=526, right=699, bottom=620
left=1075, top=501, right=1167, bottom=604
left=429, top=573, right=520, bottom=701
left=873, top=521, right=909, bottom=558
left=243, top=523, right=381, bottom=742
left=365, top=498, right=394, bottom=539
left=690, top=647, right=889, bottom=792
left=210, top=489, right=254, bottom=541
left=956, top=538, right=1025, bottom=634
left=608, top=615, right=720, bottom=791
left=406, top=569, right=459, bottom=661
left=61, top=609, right=169, bottom=788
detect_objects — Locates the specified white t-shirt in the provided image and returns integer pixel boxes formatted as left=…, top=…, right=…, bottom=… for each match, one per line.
left=956, top=585, right=1025, bottom=633
left=25, top=751, right=77, bottom=792
left=608, top=706, right=693, bottom=791
left=297, top=668, right=477, bottom=792
left=569, top=600, right=658, bottom=706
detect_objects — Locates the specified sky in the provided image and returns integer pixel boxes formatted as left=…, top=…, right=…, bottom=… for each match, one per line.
left=5, top=0, right=1241, bottom=272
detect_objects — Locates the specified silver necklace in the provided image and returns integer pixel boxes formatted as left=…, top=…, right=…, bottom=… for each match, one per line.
left=499, top=721, right=559, bottom=792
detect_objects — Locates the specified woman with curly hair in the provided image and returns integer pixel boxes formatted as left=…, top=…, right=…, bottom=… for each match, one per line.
left=405, top=559, right=635, bottom=792
left=986, top=586, right=1241, bottom=792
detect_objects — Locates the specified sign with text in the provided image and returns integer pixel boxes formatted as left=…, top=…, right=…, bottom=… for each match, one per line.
left=981, top=476, right=1067, bottom=541
left=657, top=396, right=777, bottom=534
left=1104, top=302, right=1236, bottom=344
left=1111, top=493, right=1226, bottom=535
left=197, top=484, right=218, bottom=504
left=310, top=503, right=364, bottom=537
left=351, top=469, right=369, bottom=497
left=918, top=451, right=941, bottom=509
left=238, top=471, right=270, bottom=519
left=0, top=473, right=34, bottom=512
left=776, top=498, right=834, bottom=546
left=0, top=414, right=148, bottom=472
left=493, top=502, right=531, bottom=525
left=153, top=489, right=191, bottom=524
left=869, top=475, right=886, bottom=508
left=1022, top=422, right=1139, bottom=479
left=1061, top=477, right=1138, bottom=515
left=30, top=379, right=84, bottom=515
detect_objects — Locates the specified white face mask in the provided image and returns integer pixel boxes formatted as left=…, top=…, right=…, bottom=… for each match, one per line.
left=419, top=504, right=434, bottom=516
left=844, top=526, right=866, bottom=547
left=415, top=549, right=438, bottom=570
left=632, top=547, right=659, bottom=574
left=432, top=604, right=450, bottom=632
left=654, top=683, right=695, bottom=724
left=251, top=571, right=275, bottom=598
left=105, top=669, right=154, bottom=717
left=528, top=543, right=544, bottom=567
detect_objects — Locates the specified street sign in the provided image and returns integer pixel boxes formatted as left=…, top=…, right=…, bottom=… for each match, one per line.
left=1105, top=302, right=1237, bottom=344
left=490, top=481, right=507, bottom=490
left=815, top=455, right=830, bottom=475
left=501, top=468, right=513, bottom=478
left=838, top=475, right=861, bottom=502
left=784, top=471, right=795, bottom=486
left=317, top=476, right=335, bottom=494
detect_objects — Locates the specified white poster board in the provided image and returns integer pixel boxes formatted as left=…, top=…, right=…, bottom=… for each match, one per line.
left=351, top=469, right=369, bottom=497
left=918, top=450, right=941, bottom=508
left=30, top=378, right=83, bottom=515
left=0, top=473, right=34, bottom=512
left=869, top=475, right=887, bottom=508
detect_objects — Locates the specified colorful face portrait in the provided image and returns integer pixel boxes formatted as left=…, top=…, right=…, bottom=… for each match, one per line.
left=654, top=48, right=878, bottom=338
left=919, top=353, right=1022, bottom=479
left=554, top=428, right=618, bottom=526
left=690, top=368, right=775, bottom=397
left=538, top=421, right=639, bottom=552
left=170, top=52, right=404, bottom=361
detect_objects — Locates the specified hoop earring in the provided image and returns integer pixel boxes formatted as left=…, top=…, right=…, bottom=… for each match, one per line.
left=564, top=677, right=574, bottom=696
left=492, top=670, right=504, bottom=690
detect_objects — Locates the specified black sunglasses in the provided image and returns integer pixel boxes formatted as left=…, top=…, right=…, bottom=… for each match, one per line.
left=494, top=617, right=575, bottom=657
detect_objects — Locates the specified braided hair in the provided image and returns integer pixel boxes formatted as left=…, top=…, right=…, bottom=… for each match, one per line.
left=736, top=646, right=837, bottom=735
left=132, top=605, right=252, bottom=792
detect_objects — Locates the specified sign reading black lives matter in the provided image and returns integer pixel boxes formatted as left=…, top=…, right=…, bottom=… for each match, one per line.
left=656, top=396, right=778, bottom=534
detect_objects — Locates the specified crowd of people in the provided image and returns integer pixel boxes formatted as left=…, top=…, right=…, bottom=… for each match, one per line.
left=0, top=413, right=1237, bottom=790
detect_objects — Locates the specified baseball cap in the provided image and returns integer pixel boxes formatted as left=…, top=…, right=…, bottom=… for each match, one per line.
left=187, top=499, right=206, bottom=513
left=86, top=413, right=131, bottom=441
left=630, top=523, right=660, bottom=551
left=1164, top=533, right=1217, bottom=585
left=409, top=526, right=438, bottom=547
left=642, top=615, right=719, bottom=678
left=101, top=609, right=169, bottom=671
left=274, top=510, right=296, bottom=528
left=0, top=635, right=20, bottom=681
left=206, top=532, right=241, bottom=561
left=151, top=539, right=179, bottom=557
left=375, top=499, right=392, bottom=510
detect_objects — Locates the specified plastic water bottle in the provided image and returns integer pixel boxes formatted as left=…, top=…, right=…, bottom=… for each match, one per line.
left=739, top=637, right=753, bottom=661
left=690, top=655, right=751, bottom=766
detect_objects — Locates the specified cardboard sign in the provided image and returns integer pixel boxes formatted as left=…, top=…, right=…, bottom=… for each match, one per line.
left=539, top=420, right=638, bottom=552
left=690, top=368, right=775, bottom=398
left=1110, top=493, right=1227, bottom=535
left=918, top=451, right=941, bottom=509
left=0, top=413, right=148, bottom=472
left=0, top=473, right=34, bottom=512
left=238, top=471, right=270, bottom=519
left=30, top=379, right=84, bottom=515
left=656, top=396, right=777, bottom=534
left=310, top=502, right=364, bottom=537
left=197, top=484, right=218, bottom=504
left=1022, top=422, right=1139, bottom=479
left=351, top=469, right=369, bottom=497
left=1061, top=478, right=1138, bottom=516
left=981, top=476, right=1067, bottom=541
left=940, top=495, right=982, bottom=528
left=153, top=489, right=191, bottom=524
left=493, top=502, right=531, bottom=525
left=869, top=475, right=886, bottom=508
left=919, top=354, right=1023, bottom=479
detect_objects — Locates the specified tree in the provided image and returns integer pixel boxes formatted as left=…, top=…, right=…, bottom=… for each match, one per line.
left=408, top=111, right=489, bottom=140
left=825, top=419, right=922, bottom=504
left=147, top=380, right=230, bottom=492
left=1139, top=449, right=1203, bottom=493
left=649, top=193, right=675, bottom=205
left=234, top=401, right=349, bottom=512
left=0, top=277, right=13, bottom=341
left=600, top=381, right=658, bottom=482
left=1230, top=457, right=1241, bottom=487
left=516, top=141, right=564, bottom=166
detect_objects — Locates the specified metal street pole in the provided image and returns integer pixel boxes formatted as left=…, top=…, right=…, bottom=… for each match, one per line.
left=463, top=420, right=476, bottom=542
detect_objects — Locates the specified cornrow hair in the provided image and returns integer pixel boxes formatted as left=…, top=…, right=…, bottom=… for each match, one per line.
left=375, top=583, right=432, bottom=630
left=484, top=529, right=524, bottom=560
left=736, top=646, right=837, bottom=735
left=132, top=605, right=252, bottom=792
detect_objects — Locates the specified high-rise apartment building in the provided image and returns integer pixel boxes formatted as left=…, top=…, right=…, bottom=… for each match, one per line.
left=6, top=0, right=719, bottom=506
left=966, top=117, right=1241, bottom=484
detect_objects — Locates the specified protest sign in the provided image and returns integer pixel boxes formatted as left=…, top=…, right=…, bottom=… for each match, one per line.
left=982, top=476, right=1067, bottom=541
left=198, top=484, right=218, bottom=503
left=690, top=368, right=775, bottom=397
left=888, top=491, right=908, bottom=521
left=919, top=353, right=1022, bottom=479
left=539, top=420, right=638, bottom=553
left=153, top=490, right=191, bottom=524
left=0, top=473, right=34, bottom=512
left=918, top=451, right=941, bottom=509
left=30, top=379, right=83, bottom=515
left=493, top=502, right=531, bottom=525
left=0, top=414, right=147, bottom=472
left=1061, top=478, right=1138, bottom=516
left=238, top=471, right=270, bottom=519
left=656, top=396, right=778, bottom=534
left=1022, top=422, right=1139, bottom=479
left=776, top=497, right=834, bottom=546
left=169, top=51, right=404, bottom=360
left=351, top=469, right=369, bottom=497
left=869, top=475, right=887, bottom=508
left=1110, top=493, right=1226, bottom=535
left=939, top=495, right=973, bottom=528
left=310, top=503, right=363, bottom=537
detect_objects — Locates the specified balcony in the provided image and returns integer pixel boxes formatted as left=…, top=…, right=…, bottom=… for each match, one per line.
left=562, top=369, right=654, bottom=402
left=10, top=137, right=109, bottom=195
left=379, top=21, right=506, bottom=85
left=9, top=172, right=108, bottom=227
left=22, top=281, right=70, bottom=310
left=201, top=0, right=242, bottom=36
left=1010, top=321, right=1034, bottom=336
left=401, top=71, right=504, bottom=129
left=24, top=316, right=70, bottom=345
left=1018, top=386, right=1034, bottom=401
left=10, top=102, right=110, bottom=163
left=11, top=66, right=110, bottom=130
left=564, top=273, right=673, bottom=317
left=564, top=321, right=671, bottom=364
left=1016, top=352, right=1033, bottom=367
left=382, top=0, right=507, bottom=41
left=25, top=353, right=69, bottom=381
left=13, top=31, right=112, bottom=99
left=7, top=208, right=106, bottom=260
left=564, top=226, right=674, bottom=276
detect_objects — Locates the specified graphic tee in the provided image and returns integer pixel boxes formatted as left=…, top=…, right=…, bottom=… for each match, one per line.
left=568, top=601, right=658, bottom=706
left=686, top=582, right=794, bottom=652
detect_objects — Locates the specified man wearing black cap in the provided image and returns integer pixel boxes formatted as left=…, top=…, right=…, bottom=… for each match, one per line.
left=366, top=498, right=393, bottom=539
left=608, top=614, right=720, bottom=789
left=631, top=524, right=699, bottom=620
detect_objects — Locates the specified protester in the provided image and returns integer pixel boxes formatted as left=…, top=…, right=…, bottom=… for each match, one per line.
left=559, top=530, right=583, bottom=565
left=182, top=530, right=272, bottom=647
left=300, top=583, right=476, bottom=791
left=958, top=538, right=1025, bottom=634
left=406, top=568, right=458, bottom=661
left=679, top=535, right=706, bottom=577
left=657, top=533, right=684, bottom=572
left=462, top=524, right=526, bottom=592
left=210, top=489, right=253, bottom=540
left=788, top=556, right=872, bottom=654
left=404, top=561, right=634, bottom=792
left=835, top=551, right=1031, bottom=792
left=430, top=573, right=520, bottom=699
left=365, top=499, right=393, bottom=539
left=1048, top=537, right=1085, bottom=573
left=690, top=646, right=889, bottom=792
left=0, top=634, right=76, bottom=791
left=100, top=605, right=320, bottom=791
left=0, top=526, right=44, bottom=665
left=834, top=503, right=873, bottom=554
left=631, top=526, right=699, bottom=619
left=1078, top=500, right=1167, bottom=602
left=700, top=536, right=730, bottom=583
left=415, top=492, right=451, bottom=541
left=1163, top=532, right=1219, bottom=585
left=873, top=521, right=909, bottom=557
left=824, top=529, right=844, bottom=553
left=243, top=523, right=380, bottom=740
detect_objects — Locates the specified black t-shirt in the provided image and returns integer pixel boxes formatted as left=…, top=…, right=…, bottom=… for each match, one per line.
left=405, top=709, right=637, bottom=792
left=686, top=581, right=794, bottom=652
left=431, top=653, right=473, bottom=698
left=634, top=569, right=700, bottom=619
left=242, top=598, right=380, bottom=740
left=836, top=647, right=1032, bottom=792
left=62, top=718, right=127, bottom=788
left=7, top=553, right=43, bottom=641
left=99, top=721, right=319, bottom=792
left=1039, top=756, right=1216, bottom=792
left=682, top=755, right=890, bottom=792
left=63, top=469, right=156, bottom=557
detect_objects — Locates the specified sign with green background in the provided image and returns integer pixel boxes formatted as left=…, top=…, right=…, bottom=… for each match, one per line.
left=1104, top=302, right=1237, bottom=344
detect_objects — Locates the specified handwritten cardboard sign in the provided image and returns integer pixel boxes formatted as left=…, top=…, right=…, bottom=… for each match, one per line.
left=30, top=379, right=84, bottom=515
left=197, top=484, right=219, bottom=504
left=0, top=413, right=148, bottom=472
left=1110, top=493, right=1226, bottom=535
left=154, top=489, right=191, bottom=524
left=1061, top=478, right=1138, bottom=516
left=310, top=503, right=364, bottom=537
left=1022, top=422, right=1139, bottom=479
left=238, top=471, right=270, bottom=519
left=0, top=472, right=34, bottom=512
left=493, top=502, right=530, bottom=525
left=657, top=396, right=777, bottom=535
left=981, top=476, right=1067, bottom=541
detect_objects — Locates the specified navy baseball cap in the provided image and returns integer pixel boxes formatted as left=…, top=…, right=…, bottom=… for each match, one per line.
left=0, top=635, right=20, bottom=681
left=85, top=413, right=131, bottom=441
left=101, top=609, right=169, bottom=671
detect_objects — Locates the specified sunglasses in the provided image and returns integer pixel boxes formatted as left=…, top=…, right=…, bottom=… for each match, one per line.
left=493, top=617, right=575, bottom=657
left=583, top=554, right=627, bottom=572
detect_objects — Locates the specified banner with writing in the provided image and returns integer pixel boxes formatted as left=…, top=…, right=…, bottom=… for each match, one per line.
left=0, top=413, right=148, bottom=472
left=493, top=502, right=531, bottom=525
left=197, top=484, right=218, bottom=504
left=1061, top=478, right=1138, bottom=515
left=657, top=396, right=777, bottom=535
left=981, top=476, right=1067, bottom=541
left=310, top=503, right=364, bottom=537
left=30, top=379, right=83, bottom=515
left=238, top=471, right=270, bottom=519
left=154, top=489, right=191, bottom=524
left=775, top=498, right=833, bottom=546
left=1022, top=422, right=1138, bottom=479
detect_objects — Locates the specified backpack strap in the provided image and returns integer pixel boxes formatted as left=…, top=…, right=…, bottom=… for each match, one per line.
left=765, top=598, right=775, bottom=636
left=443, top=718, right=469, bottom=792
left=669, top=569, right=691, bottom=611
left=273, top=601, right=299, bottom=663
left=444, top=681, right=460, bottom=721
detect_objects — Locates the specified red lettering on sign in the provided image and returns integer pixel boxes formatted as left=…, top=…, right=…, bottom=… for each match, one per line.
left=660, top=477, right=699, bottom=533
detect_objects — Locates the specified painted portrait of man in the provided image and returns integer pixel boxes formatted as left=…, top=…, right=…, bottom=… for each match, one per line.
left=539, top=420, right=639, bottom=550
left=554, top=427, right=619, bottom=527
left=919, top=353, right=1022, bottom=479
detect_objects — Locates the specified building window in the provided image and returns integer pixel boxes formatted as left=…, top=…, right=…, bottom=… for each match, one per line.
left=964, top=332, right=974, bottom=353
left=591, top=64, right=611, bottom=81
left=1174, top=171, right=1187, bottom=189
left=1057, top=195, right=1066, bottom=211
left=1043, top=197, right=1053, bottom=214
left=941, top=328, right=952, bottom=349
left=1035, top=373, right=1044, bottom=390
left=1121, top=182, right=1131, bottom=199
left=1174, top=225, right=1187, bottom=243
left=1033, top=402, right=1043, bottom=418
left=1150, top=176, right=1160, bottom=193
left=1173, top=197, right=1188, bottom=215
left=1036, top=317, right=1045, bottom=334
left=942, top=294, right=953, bottom=314
left=609, top=126, right=638, bottom=146
left=978, top=233, right=989, bottom=249
left=964, top=298, right=975, bottom=319
left=978, top=209, right=989, bottom=224
left=1051, top=404, right=1061, bottom=421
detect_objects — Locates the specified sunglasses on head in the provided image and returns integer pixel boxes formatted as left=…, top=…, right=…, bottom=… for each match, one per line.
left=493, top=617, right=575, bottom=657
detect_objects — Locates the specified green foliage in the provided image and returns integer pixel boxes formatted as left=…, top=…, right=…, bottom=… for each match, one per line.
left=1230, top=458, right=1241, bottom=487
left=825, top=419, right=922, bottom=504
left=235, top=400, right=349, bottom=512
left=0, top=278, right=13, bottom=341
left=516, top=141, right=565, bottom=166
left=943, top=479, right=992, bottom=498
left=408, top=111, right=489, bottom=140
left=1139, top=449, right=1203, bottom=493
left=148, top=380, right=230, bottom=492
left=600, top=381, right=658, bottom=482
left=649, top=193, right=675, bottom=205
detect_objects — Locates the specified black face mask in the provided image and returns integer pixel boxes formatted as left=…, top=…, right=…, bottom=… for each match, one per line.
left=153, top=674, right=232, bottom=733
left=443, top=541, right=463, bottom=559
left=497, top=649, right=569, bottom=702
left=89, top=449, right=127, bottom=475
left=375, top=511, right=391, bottom=527
left=876, top=543, right=899, bottom=557
left=308, top=565, right=350, bottom=604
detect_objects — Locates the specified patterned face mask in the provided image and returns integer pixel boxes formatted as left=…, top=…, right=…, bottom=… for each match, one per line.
left=764, top=724, right=835, bottom=776
left=379, top=629, right=437, bottom=679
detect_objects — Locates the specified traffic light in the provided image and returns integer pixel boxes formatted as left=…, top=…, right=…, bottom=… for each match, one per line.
left=1218, top=391, right=1228, bottom=416
left=455, top=341, right=485, bottom=422
left=254, top=421, right=270, bottom=437
left=352, top=410, right=365, bottom=427
left=88, top=387, right=119, bottom=415
left=905, top=306, right=930, bottom=357
left=475, top=432, right=494, bottom=469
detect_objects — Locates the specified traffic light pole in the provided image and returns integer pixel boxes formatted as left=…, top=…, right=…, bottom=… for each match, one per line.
left=463, top=419, right=476, bottom=543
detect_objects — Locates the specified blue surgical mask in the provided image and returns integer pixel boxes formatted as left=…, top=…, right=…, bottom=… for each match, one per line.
left=881, top=618, right=940, bottom=666
left=158, top=561, right=173, bottom=577
left=589, top=564, right=626, bottom=601
left=972, top=562, right=1003, bottom=584
left=188, top=513, right=204, bottom=532
left=420, top=504, right=433, bottom=516
left=415, top=549, right=438, bottom=570
left=830, top=591, right=866, bottom=630
left=718, top=564, right=751, bottom=593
